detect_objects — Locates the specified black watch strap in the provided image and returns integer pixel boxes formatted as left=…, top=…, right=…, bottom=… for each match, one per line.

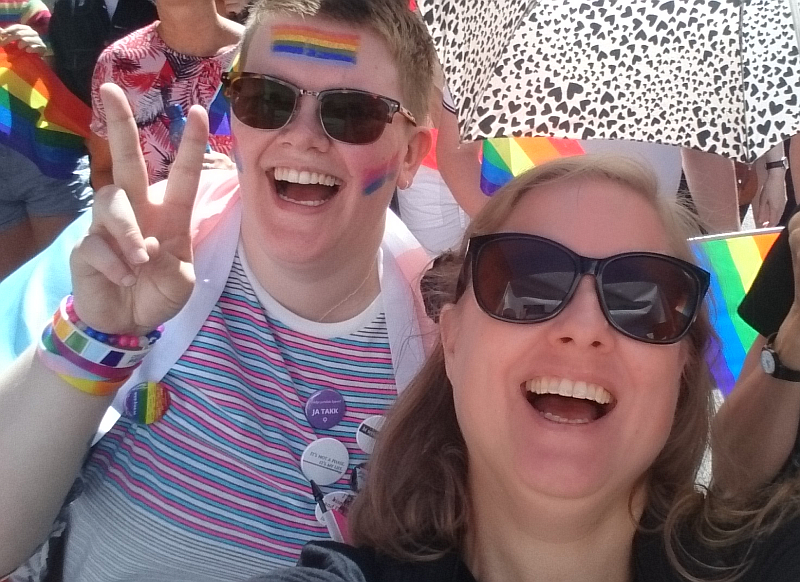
left=761, top=333, right=800, bottom=382
left=766, top=157, right=788, bottom=170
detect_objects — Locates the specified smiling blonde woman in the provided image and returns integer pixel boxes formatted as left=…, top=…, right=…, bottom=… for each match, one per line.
left=250, top=156, right=800, bottom=582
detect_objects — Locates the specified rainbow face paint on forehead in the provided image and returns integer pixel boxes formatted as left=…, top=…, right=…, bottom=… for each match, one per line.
left=362, top=156, right=399, bottom=196
left=270, top=25, right=360, bottom=66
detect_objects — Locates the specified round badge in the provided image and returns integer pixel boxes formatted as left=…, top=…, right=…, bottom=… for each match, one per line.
left=300, top=438, right=350, bottom=486
left=122, top=381, right=171, bottom=424
left=314, top=491, right=356, bottom=524
left=356, top=415, right=385, bottom=454
left=305, top=389, right=346, bottom=430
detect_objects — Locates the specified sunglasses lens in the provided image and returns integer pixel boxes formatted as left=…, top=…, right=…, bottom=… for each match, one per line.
left=473, top=238, right=577, bottom=322
left=320, top=92, right=390, bottom=144
left=601, top=256, right=698, bottom=342
left=230, top=77, right=296, bottom=130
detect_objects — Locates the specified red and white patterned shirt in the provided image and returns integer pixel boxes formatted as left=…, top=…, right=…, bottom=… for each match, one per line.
left=90, top=22, right=237, bottom=184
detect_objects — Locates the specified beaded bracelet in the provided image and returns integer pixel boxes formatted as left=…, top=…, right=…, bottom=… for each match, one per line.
left=52, top=296, right=164, bottom=369
left=64, top=295, right=163, bottom=350
left=34, top=295, right=166, bottom=397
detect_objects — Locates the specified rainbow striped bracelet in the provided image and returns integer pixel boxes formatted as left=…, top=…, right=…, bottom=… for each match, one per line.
left=52, top=296, right=161, bottom=369
left=38, top=326, right=131, bottom=396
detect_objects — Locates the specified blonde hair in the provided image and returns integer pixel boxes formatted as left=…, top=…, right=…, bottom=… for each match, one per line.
left=350, top=156, right=798, bottom=580
left=240, top=0, right=436, bottom=122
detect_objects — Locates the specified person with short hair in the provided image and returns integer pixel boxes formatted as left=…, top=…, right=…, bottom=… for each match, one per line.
left=0, top=0, right=436, bottom=580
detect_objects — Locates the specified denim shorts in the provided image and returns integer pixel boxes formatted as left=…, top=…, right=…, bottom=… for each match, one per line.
left=0, top=144, right=93, bottom=231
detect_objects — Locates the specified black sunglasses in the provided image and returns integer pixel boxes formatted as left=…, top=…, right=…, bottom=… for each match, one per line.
left=221, top=72, right=416, bottom=145
left=455, top=233, right=710, bottom=344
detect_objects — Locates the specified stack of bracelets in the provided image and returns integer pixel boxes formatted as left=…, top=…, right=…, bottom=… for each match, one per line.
left=36, top=295, right=164, bottom=396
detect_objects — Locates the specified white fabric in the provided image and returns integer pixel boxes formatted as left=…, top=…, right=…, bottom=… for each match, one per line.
left=579, top=139, right=683, bottom=198
left=398, top=165, right=469, bottom=256
left=96, top=181, right=433, bottom=442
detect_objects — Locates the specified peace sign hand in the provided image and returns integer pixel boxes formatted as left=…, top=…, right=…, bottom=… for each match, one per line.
left=70, top=84, right=208, bottom=336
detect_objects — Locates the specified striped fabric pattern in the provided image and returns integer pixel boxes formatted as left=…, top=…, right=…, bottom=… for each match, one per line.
left=692, top=229, right=781, bottom=395
left=64, top=255, right=396, bottom=581
left=0, top=0, right=47, bottom=27
left=480, top=136, right=586, bottom=195
left=0, top=45, right=91, bottom=179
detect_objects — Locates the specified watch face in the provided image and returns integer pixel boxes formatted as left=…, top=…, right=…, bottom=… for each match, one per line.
left=762, top=349, right=777, bottom=375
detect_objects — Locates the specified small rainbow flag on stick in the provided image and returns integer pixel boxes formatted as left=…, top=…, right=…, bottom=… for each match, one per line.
left=0, top=46, right=91, bottom=179
left=691, top=229, right=781, bottom=395
left=480, top=136, right=585, bottom=194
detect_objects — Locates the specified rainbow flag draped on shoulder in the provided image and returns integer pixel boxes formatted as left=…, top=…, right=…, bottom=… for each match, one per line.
left=0, top=45, right=91, bottom=179
left=691, top=229, right=781, bottom=395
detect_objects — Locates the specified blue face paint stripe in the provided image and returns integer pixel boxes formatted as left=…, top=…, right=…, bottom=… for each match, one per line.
left=270, top=25, right=359, bottom=66
left=364, top=174, right=390, bottom=196
left=272, top=45, right=357, bottom=64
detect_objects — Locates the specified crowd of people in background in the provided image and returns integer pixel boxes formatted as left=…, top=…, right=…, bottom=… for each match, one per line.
left=0, top=0, right=798, bottom=279
left=3, top=1, right=800, bottom=582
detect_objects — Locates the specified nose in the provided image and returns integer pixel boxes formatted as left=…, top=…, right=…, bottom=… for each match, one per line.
left=546, top=276, right=615, bottom=350
left=278, top=94, right=330, bottom=152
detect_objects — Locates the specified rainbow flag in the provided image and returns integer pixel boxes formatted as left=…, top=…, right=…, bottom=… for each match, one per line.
left=480, top=136, right=585, bottom=194
left=207, top=54, right=239, bottom=137
left=691, top=229, right=781, bottom=395
left=0, top=45, right=91, bottom=179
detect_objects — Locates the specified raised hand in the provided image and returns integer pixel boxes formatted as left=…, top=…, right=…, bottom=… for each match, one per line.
left=0, top=24, right=47, bottom=55
left=70, top=84, right=209, bottom=335
left=753, top=171, right=787, bottom=228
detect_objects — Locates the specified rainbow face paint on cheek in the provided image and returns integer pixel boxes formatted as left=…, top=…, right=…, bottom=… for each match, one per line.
left=362, top=156, right=399, bottom=196
left=270, top=25, right=360, bottom=65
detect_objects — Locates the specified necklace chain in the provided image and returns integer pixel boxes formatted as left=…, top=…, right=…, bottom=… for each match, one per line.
left=316, top=264, right=375, bottom=323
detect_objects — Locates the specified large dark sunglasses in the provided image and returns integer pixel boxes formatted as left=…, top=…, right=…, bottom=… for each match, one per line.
left=221, top=72, right=416, bottom=145
left=455, top=233, right=710, bottom=344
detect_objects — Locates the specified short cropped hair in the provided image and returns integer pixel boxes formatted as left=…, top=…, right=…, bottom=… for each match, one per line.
left=241, top=0, right=436, bottom=122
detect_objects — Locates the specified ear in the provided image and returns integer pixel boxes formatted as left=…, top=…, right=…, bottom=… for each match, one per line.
left=439, top=302, right=461, bottom=382
left=396, top=127, right=432, bottom=190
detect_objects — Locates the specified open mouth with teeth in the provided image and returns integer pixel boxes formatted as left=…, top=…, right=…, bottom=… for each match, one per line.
left=524, top=377, right=616, bottom=425
left=273, top=167, right=343, bottom=207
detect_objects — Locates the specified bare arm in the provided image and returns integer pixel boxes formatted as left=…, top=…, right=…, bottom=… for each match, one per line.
left=712, top=333, right=800, bottom=494
left=681, top=148, right=740, bottom=233
left=0, top=349, right=113, bottom=575
left=0, top=85, right=206, bottom=574
left=712, top=214, right=800, bottom=495
left=87, top=131, right=114, bottom=190
left=752, top=143, right=787, bottom=228
left=436, top=106, right=487, bottom=218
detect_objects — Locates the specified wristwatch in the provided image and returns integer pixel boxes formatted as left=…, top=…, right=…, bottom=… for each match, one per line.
left=761, top=333, right=800, bottom=381
left=765, top=157, right=788, bottom=171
